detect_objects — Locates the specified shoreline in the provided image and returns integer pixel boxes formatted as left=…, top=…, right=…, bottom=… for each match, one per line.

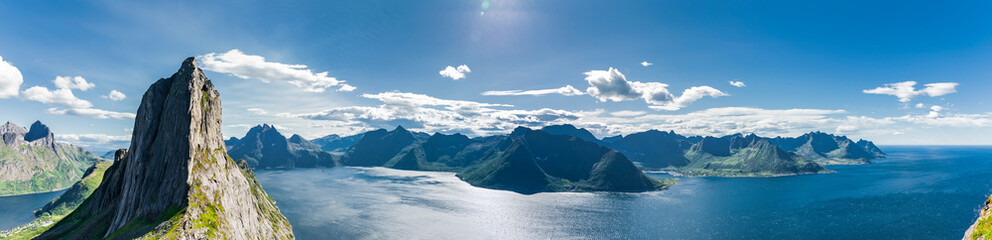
left=0, top=187, right=69, bottom=198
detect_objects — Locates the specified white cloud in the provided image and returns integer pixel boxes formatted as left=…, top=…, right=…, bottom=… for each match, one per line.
left=609, top=110, right=646, bottom=117
left=648, top=86, right=728, bottom=111
left=729, top=80, right=746, bottom=87
left=21, top=86, right=93, bottom=108
left=863, top=81, right=959, bottom=102
left=0, top=56, right=23, bottom=98
left=641, top=61, right=653, bottom=67
left=199, top=49, right=352, bottom=92
left=103, top=90, right=126, bottom=101
left=338, top=84, right=356, bottom=92
left=46, top=107, right=136, bottom=120
left=915, top=103, right=925, bottom=108
left=927, top=105, right=945, bottom=118
left=56, top=133, right=131, bottom=152
left=53, top=76, right=95, bottom=91
left=281, top=91, right=579, bottom=136
left=439, top=65, right=471, bottom=80
left=57, top=133, right=130, bottom=144
left=481, top=85, right=585, bottom=96
left=246, top=108, right=268, bottom=115
left=584, top=68, right=726, bottom=110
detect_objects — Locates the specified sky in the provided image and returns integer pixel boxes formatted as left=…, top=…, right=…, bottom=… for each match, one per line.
left=0, top=0, right=990, bottom=153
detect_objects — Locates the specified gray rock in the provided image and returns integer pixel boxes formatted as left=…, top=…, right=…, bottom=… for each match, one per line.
left=38, top=57, right=294, bottom=239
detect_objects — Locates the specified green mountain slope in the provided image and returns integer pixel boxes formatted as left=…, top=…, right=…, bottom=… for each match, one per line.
left=457, top=128, right=669, bottom=193
left=0, top=121, right=101, bottom=196
left=0, top=160, right=112, bottom=239
left=675, top=135, right=827, bottom=177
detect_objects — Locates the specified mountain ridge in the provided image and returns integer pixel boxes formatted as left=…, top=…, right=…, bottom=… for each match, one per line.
left=37, top=57, right=293, bottom=239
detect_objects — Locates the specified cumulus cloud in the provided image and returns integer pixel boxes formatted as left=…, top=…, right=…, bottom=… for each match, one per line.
left=863, top=81, right=959, bottom=102
left=21, top=86, right=93, bottom=108
left=0, top=56, right=23, bottom=98
left=280, top=91, right=579, bottom=136
left=199, top=49, right=352, bottom=92
left=18, top=76, right=130, bottom=120
left=46, top=107, right=136, bottom=119
left=729, top=80, right=746, bottom=87
left=584, top=68, right=726, bottom=110
left=338, top=84, right=356, bottom=92
left=481, top=85, right=584, bottom=96
left=915, top=103, right=925, bottom=109
left=641, top=61, right=653, bottom=67
left=927, top=105, right=945, bottom=118
left=103, top=90, right=126, bottom=101
left=439, top=65, right=471, bottom=80
left=53, top=76, right=95, bottom=91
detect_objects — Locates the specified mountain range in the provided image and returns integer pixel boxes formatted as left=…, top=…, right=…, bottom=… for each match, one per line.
left=331, top=126, right=669, bottom=193
left=534, top=124, right=884, bottom=176
left=227, top=124, right=338, bottom=169
left=230, top=121, right=885, bottom=190
left=0, top=121, right=101, bottom=196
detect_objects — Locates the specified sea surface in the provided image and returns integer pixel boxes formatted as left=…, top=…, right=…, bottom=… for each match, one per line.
left=0, top=190, right=64, bottom=230
left=255, top=146, right=992, bottom=239
left=1, top=147, right=989, bottom=239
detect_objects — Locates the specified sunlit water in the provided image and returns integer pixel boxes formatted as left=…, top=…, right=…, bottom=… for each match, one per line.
left=1, top=147, right=989, bottom=238
left=256, top=146, right=992, bottom=239
left=0, top=190, right=64, bottom=230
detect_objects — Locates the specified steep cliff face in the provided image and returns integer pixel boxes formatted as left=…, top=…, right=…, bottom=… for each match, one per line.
left=38, top=57, right=293, bottom=239
left=966, top=196, right=992, bottom=239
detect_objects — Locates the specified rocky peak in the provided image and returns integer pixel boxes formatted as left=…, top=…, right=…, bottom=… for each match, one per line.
left=288, top=134, right=307, bottom=144
left=38, top=57, right=293, bottom=239
left=0, top=121, right=27, bottom=145
left=24, top=120, right=55, bottom=144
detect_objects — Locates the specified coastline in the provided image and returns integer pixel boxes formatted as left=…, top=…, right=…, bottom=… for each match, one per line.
left=0, top=187, right=69, bottom=198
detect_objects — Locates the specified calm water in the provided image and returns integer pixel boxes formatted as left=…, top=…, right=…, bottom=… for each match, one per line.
left=256, top=146, right=992, bottom=239
left=0, top=190, right=64, bottom=230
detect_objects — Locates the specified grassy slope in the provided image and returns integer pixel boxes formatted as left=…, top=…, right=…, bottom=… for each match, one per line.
left=673, top=142, right=826, bottom=177
left=0, top=161, right=111, bottom=239
left=0, top=144, right=100, bottom=196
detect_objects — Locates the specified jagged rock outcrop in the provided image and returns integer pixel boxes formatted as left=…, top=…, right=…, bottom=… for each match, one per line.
left=0, top=121, right=100, bottom=196
left=38, top=57, right=293, bottom=239
left=768, top=132, right=879, bottom=165
left=227, top=124, right=338, bottom=168
left=965, top=196, right=992, bottom=239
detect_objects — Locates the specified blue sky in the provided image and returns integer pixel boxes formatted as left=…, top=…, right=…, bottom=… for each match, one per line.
left=1, top=0, right=990, bottom=152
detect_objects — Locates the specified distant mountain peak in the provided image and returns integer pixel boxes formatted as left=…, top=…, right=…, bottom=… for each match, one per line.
left=24, top=120, right=54, bottom=143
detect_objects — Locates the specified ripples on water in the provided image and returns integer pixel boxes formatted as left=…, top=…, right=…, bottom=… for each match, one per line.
left=256, top=146, right=992, bottom=239
left=3, top=147, right=990, bottom=239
